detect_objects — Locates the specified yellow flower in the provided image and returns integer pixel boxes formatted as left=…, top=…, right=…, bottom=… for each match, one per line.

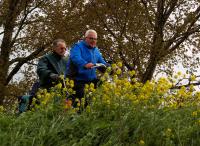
left=191, top=75, right=196, bottom=81
left=106, top=67, right=112, bottom=73
left=166, top=128, right=172, bottom=133
left=60, top=74, right=64, bottom=80
left=92, top=96, right=96, bottom=101
left=192, top=111, right=198, bottom=117
left=177, top=71, right=182, bottom=76
left=85, top=84, right=89, bottom=89
left=56, top=83, right=62, bottom=89
left=165, top=128, right=172, bottom=137
left=139, top=140, right=145, bottom=145
left=117, top=62, right=123, bottom=67
left=174, top=75, right=178, bottom=79
left=86, top=106, right=91, bottom=113
left=111, top=64, right=117, bottom=70
left=0, top=106, right=4, bottom=112
left=84, top=88, right=89, bottom=93
left=197, top=120, right=200, bottom=125
left=89, top=83, right=94, bottom=89
left=77, top=102, right=81, bottom=107
left=68, top=88, right=74, bottom=94
left=90, top=88, right=96, bottom=92
left=116, top=68, right=122, bottom=75
left=45, top=93, right=51, bottom=99
left=131, top=78, right=137, bottom=83
left=106, top=100, right=111, bottom=105
left=35, top=104, right=40, bottom=109
left=100, top=76, right=106, bottom=81
left=81, top=98, right=85, bottom=105
left=113, top=75, right=118, bottom=81
left=63, top=87, right=67, bottom=92
left=65, top=78, right=69, bottom=83
left=129, top=70, right=135, bottom=77
left=43, top=89, right=47, bottom=94
left=41, top=100, right=47, bottom=105
left=189, top=85, right=194, bottom=92
left=37, top=94, right=42, bottom=99
left=69, top=80, right=74, bottom=88
left=104, top=72, right=109, bottom=78
left=32, top=97, right=37, bottom=105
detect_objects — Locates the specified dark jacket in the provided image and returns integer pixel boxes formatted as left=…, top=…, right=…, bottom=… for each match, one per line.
left=37, top=52, right=67, bottom=89
left=66, top=40, right=107, bottom=81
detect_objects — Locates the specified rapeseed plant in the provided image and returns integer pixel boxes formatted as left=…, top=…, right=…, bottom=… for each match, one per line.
left=2, top=62, right=200, bottom=146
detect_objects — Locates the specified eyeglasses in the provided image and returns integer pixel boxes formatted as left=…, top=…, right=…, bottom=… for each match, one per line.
left=87, top=37, right=97, bottom=41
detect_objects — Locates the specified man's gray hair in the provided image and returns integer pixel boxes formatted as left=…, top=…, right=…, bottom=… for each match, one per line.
left=85, top=29, right=97, bottom=37
left=53, top=39, right=66, bottom=48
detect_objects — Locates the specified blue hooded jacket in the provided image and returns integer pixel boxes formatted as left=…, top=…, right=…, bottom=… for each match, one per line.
left=66, top=40, right=107, bottom=81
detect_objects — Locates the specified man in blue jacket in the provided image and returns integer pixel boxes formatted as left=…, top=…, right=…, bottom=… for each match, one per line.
left=66, top=29, right=108, bottom=106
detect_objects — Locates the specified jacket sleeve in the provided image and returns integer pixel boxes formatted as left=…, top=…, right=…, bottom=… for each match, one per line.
left=70, top=44, right=87, bottom=67
left=37, top=56, right=52, bottom=80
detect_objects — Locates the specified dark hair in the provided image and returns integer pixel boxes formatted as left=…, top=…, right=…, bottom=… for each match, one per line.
left=53, top=39, right=66, bottom=48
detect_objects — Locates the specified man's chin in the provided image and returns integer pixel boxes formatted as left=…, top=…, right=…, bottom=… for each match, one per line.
left=90, top=45, right=96, bottom=48
left=59, top=53, right=65, bottom=57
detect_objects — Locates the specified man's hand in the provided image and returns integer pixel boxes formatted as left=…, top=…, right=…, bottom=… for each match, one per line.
left=49, top=73, right=60, bottom=81
left=84, top=63, right=94, bottom=69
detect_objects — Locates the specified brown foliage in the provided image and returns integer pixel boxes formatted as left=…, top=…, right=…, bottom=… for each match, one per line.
left=1, top=0, right=200, bottom=105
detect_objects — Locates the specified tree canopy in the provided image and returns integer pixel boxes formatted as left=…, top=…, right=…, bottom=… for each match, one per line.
left=1, top=0, right=200, bottom=104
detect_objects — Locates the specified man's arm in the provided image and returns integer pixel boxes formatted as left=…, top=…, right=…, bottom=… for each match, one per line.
left=37, top=57, right=52, bottom=79
left=70, top=44, right=93, bottom=69
left=95, top=49, right=110, bottom=73
left=37, top=57, right=60, bottom=81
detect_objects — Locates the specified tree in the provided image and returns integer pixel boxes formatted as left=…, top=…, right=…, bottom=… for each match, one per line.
left=85, top=0, right=200, bottom=83
left=2, top=0, right=200, bottom=105
left=0, top=0, right=45, bottom=104
left=0, top=0, right=86, bottom=105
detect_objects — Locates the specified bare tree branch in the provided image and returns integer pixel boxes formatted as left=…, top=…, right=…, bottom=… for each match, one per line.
left=171, top=81, right=200, bottom=89
left=140, top=0, right=154, bottom=28
left=163, top=0, right=178, bottom=22
left=6, top=43, right=50, bottom=85
left=11, top=1, right=44, bottom=47
left=0, top=31, right=4, bottom=35
left=91, top=1, right=118, bottom=39
left=168, top=25, right=200, bottom=52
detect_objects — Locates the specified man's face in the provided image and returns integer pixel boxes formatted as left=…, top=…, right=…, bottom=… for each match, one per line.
left=85, top=32, right=97, bottom=48
left=53, top=42, right=66, bottom=57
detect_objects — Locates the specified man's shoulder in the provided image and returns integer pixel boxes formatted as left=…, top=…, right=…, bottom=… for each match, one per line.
left=72, top=40, right=84, bottom=48
left=40, top=53, right=52, bottom=59
left=45, top=52, right=54, bottom=57
left=38, top=53, right=54, bottom=63
left=94, top=47, right=100, bottom=52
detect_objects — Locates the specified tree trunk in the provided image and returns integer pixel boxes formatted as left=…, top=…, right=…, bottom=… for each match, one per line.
left=0, top=0, right=19, bottom=104
left=141, top=54, right=158, bottom=83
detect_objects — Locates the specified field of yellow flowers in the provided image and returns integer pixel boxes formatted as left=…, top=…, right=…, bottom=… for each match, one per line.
left=1, top=63, right=200, bottom=146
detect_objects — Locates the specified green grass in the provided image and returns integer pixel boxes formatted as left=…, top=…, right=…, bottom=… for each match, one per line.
left=0, top=104, right=200, bottom=146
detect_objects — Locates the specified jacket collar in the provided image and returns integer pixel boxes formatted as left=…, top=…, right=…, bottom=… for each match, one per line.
left=52, top=52, right=62, bottom=60
left=82, top=40, right=95, bottom=50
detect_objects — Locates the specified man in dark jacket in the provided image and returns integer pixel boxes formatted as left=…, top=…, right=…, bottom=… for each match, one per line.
left=37, top=39, right=67, bottom=89
left=66, top=29, right=108, bottom=106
